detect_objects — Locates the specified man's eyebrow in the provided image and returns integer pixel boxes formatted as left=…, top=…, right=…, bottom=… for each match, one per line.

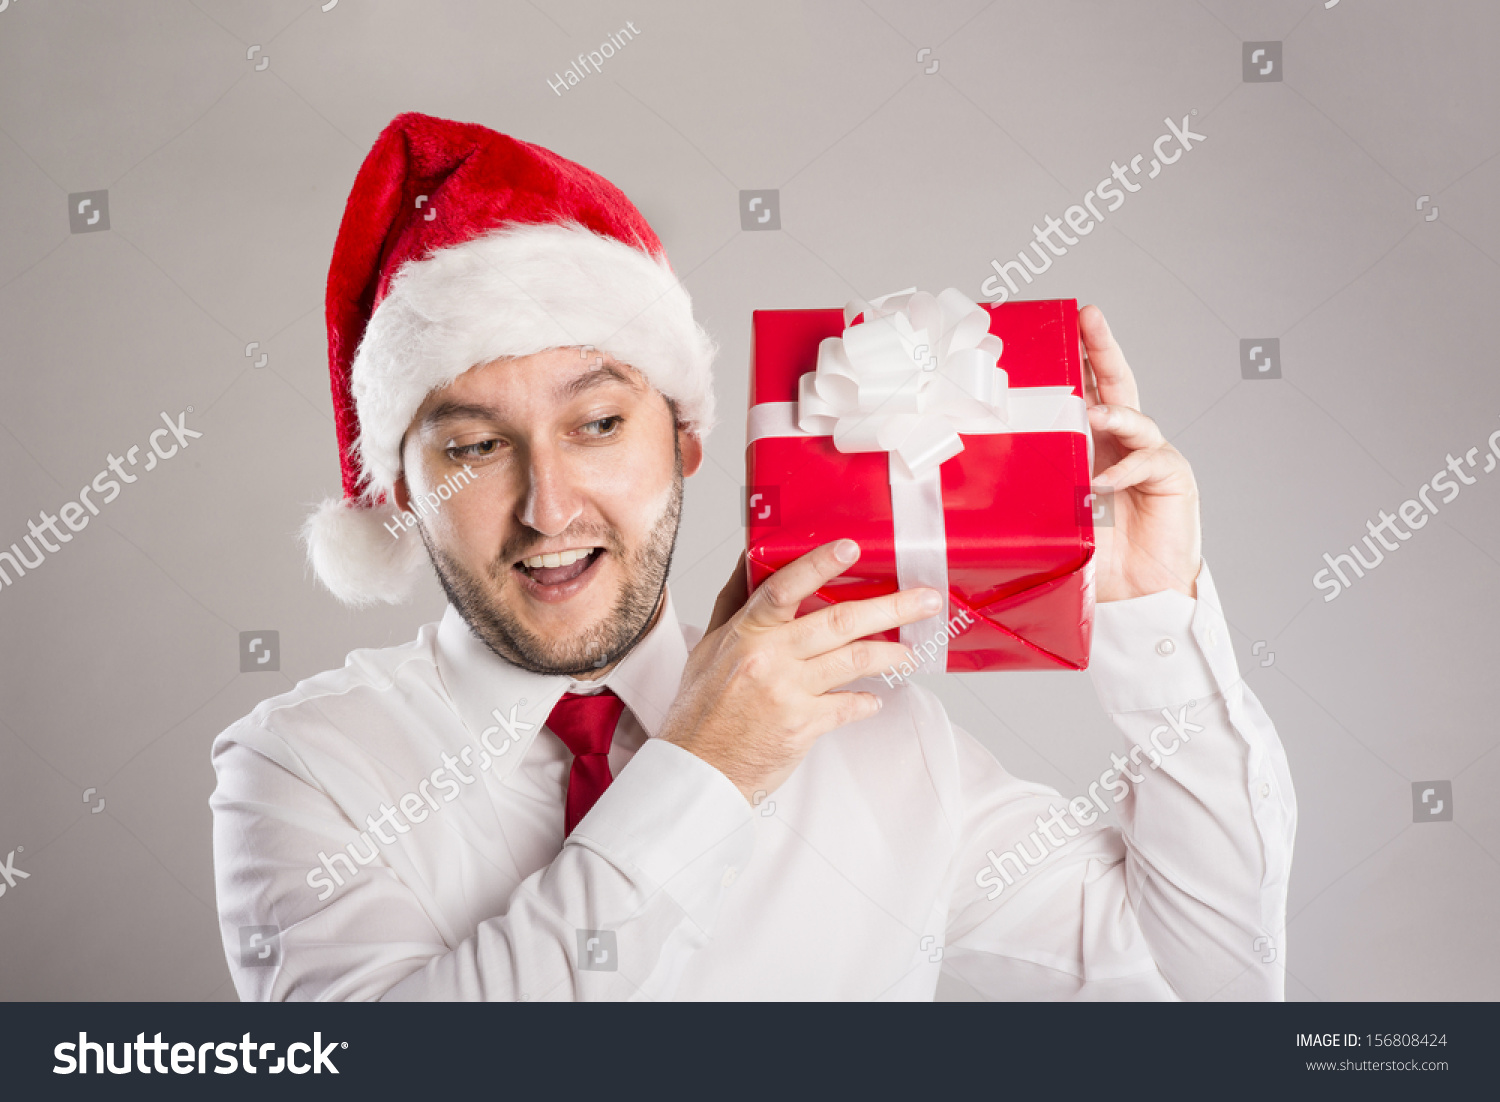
left=419, top=400, right=504, bottom=428
left=416, top=365, right=642, bottom=429
left=556, top=363, right=643, bottom=401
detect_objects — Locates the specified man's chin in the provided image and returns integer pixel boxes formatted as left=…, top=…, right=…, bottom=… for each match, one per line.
left=493, top=594, right=624, bottom=672
left=450, top=558, right=658, bottom=678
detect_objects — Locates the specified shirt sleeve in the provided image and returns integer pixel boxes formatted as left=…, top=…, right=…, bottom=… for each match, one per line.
left=940, top=559, right=1297, bottom=1000
left=211, top=733, right=754, bottom=1002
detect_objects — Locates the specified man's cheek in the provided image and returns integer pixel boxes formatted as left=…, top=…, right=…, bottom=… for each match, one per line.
left=434, top=493, right=507, bottom=562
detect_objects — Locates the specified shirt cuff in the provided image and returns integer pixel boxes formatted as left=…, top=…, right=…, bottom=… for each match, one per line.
left=1089, top=559, right=1242, bottom=714
left=566, top=738, right=755, bottom=932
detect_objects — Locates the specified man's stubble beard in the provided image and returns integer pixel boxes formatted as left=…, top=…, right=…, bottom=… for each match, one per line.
left=420, top=446, right=684, bottom=677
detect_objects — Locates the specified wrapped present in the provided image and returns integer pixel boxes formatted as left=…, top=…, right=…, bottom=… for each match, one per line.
left=745, top=289, right=1095, bottom=673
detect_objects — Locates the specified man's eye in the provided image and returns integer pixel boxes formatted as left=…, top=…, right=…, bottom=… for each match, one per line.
left=447, top=439, right=501, bottom=460
left=581, top=416, right=623, bottom=436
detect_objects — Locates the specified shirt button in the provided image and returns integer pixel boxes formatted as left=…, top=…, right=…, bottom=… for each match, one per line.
left=721, top=866, right=739, bottom=886
left=1259, top=782, right=1271, bottom=798
left=1155, top=639, right=1176, bottom=656
left=1206, top=626, right=1218, bottom=647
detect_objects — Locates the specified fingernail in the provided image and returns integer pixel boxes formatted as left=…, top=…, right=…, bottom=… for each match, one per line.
left=920, top=590, right=943, bottom=612
left=834, top=539, right=859, bottom=563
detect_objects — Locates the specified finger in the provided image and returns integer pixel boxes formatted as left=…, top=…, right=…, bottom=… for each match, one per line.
left=1088, top=404, right=1164, bottom=454
left=815, top=689, right=884, bottom=733
left=785, top=586, right=944, bottom=659
left=741, top=539, right=863, bottom=628
left=805, top=638, right=918, bottom=694
left=1079, top=305, right=1139, bottom=410
left=1081, top=333, right=1101, bottom=408
left=1093, top=445, right=1191, bottom=495
left=707, top=551, right=748, bottom=634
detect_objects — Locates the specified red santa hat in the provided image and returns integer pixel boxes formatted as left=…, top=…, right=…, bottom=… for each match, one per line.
left=305, top=112, right=717, bottom=606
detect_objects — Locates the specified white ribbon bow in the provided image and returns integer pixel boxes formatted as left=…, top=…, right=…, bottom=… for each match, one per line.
left=798, top=287, right=1011, bottom=481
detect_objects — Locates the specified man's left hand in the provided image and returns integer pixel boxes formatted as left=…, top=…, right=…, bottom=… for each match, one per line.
left=1081, top=304, right=1202, bottom=602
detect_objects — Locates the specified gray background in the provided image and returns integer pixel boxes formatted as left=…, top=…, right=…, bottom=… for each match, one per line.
left=0, top=0, right=1495, bottom=1001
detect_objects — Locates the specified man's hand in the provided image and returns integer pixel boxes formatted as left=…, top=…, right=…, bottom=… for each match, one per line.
left=1081, top=304, right=1202, bottom=601
left=661, top=541, right=941, bottom=802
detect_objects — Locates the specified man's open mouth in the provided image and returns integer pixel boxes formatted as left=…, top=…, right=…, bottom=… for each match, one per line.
left=513, top=546, right=606, bottom=593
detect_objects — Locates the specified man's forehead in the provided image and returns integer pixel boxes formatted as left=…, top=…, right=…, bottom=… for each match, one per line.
left=417, top=351, right=647, bottom=426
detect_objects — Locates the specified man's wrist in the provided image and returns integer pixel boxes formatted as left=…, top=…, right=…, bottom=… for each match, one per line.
left=660, top=734, right=758, bottom=805
left=1097, top=557, right=1202, bottom=603
left=1089, top=559, right=1230, bottom=715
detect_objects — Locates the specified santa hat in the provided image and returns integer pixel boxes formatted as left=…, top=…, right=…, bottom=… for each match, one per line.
left=304, top=111, right=718, bottom=607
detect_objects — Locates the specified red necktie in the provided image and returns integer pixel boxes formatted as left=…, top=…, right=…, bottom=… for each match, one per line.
left=546, top=689, right=627, bottom=836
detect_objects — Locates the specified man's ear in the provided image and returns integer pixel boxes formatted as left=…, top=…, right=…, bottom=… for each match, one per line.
left=678, top=425, right=704, bottom=477
left=391, top=431, right=413, bottom=510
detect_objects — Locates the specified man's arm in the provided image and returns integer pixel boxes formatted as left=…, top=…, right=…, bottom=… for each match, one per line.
left=210, top=730, right=752, bottom=1001
left=1087, top=561, right=1296, bottom=997
left=939, top=560, right=1294, bottom=999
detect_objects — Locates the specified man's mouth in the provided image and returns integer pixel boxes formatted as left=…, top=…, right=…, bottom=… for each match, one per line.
left=512, top=546, right=606, bottom=602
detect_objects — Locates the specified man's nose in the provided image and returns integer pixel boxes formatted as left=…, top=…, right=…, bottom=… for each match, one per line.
left=515, top=443, right=583, bottom=536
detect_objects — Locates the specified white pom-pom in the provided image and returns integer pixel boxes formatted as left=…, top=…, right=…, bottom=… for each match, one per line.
left=301, top=497, right=427, bottom=607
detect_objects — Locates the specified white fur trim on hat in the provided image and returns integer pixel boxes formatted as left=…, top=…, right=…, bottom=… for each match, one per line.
left=306, top=220, right=716, bottom=607
left=351, top=220, right=717, bottom=499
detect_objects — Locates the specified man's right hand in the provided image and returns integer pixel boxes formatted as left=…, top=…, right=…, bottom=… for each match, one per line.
left=658, top=539, right=943, bottom=802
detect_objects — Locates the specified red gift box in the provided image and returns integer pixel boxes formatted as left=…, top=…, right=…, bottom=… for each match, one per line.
left=744, top=295, right=1095, bottom=673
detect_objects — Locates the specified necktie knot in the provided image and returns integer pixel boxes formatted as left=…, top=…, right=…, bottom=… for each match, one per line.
left=546, top=689, right=626, bottom=835
left=547, top=690, right=626, bottom=757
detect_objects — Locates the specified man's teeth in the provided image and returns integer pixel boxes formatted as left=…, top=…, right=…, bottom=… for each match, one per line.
left=522, top=548, right=595, bottom=569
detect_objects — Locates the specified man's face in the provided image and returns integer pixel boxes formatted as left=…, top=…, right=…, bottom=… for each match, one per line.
left=395, top=348, right=703, bottom=678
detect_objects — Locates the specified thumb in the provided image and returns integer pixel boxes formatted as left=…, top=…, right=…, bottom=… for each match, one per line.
left=707, top=550, right=749, bottom=634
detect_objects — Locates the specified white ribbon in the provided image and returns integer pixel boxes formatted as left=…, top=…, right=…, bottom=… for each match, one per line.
left=746, top=287, right=1090, bottom=669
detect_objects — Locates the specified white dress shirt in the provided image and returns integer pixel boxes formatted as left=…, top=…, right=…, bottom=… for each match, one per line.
left=210, top=560, right=1296, bottom=1000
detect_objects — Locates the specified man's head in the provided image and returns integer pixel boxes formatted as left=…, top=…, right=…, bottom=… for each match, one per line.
left=306, top=115, right=717, bottom=615
left=393, top=348, right=703, bottom=678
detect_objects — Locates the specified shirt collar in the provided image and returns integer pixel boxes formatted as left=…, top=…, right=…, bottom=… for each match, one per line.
left=433, top=587, right=690, bottom=768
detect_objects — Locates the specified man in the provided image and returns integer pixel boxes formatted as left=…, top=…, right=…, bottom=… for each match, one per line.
left=211, top=112, right=1295, bottom=1000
